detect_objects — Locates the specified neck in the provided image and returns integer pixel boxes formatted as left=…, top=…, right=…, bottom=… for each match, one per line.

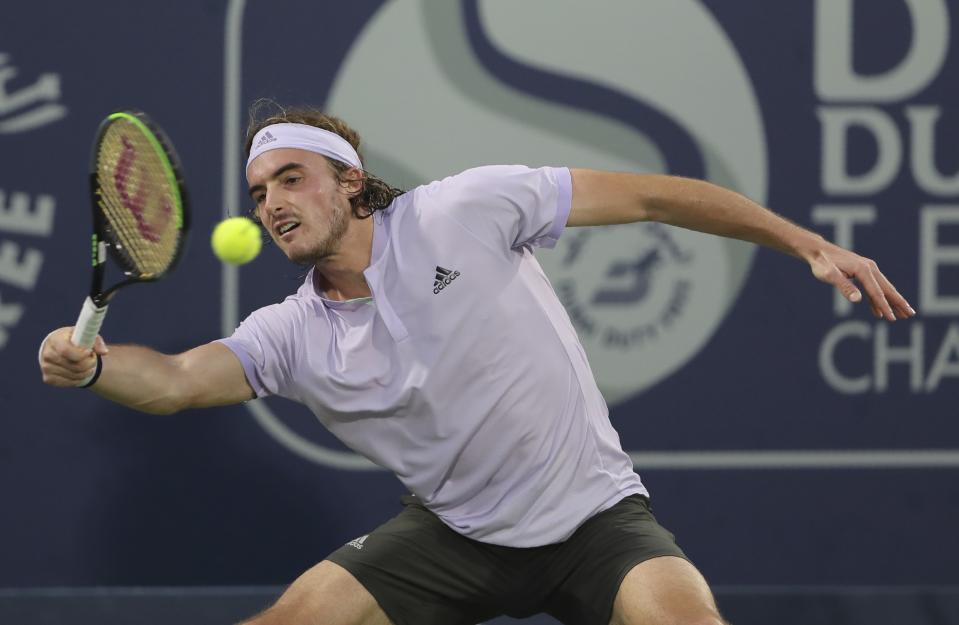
left=314, top=214, right=374, bottom=301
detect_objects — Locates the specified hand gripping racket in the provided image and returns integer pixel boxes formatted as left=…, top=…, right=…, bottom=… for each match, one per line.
left=71, top=111, right=190, bottom=353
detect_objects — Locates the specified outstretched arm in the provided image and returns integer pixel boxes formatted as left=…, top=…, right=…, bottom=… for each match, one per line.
left=39, top=328, right=255, bottom=414
left=568, top=169, right=916, bottom=321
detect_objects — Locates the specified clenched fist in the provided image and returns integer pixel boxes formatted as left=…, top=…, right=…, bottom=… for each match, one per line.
left=38, top=327, right=109, bottom=388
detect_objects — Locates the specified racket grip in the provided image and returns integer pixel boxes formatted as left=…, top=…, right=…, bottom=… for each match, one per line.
left=72, top=296, right=109, bottom=349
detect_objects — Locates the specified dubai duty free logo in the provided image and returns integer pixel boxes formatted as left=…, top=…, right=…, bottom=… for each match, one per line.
left=0, top=52, right=66, bottom=351
left=223, top=0, right=768, bottom=468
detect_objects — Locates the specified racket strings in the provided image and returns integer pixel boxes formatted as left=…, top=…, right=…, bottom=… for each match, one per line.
left=96, top=121, right=182, bottom=276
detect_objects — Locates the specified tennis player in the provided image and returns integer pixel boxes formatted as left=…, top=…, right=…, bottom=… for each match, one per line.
left=40, top=107, right=915, bottom=625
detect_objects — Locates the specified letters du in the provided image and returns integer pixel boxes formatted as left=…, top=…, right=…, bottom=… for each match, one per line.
left=813, top=0, right=958, bottom=394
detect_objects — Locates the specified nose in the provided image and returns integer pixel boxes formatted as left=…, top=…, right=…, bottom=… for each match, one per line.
left=260, top=186, right=286, bottom=221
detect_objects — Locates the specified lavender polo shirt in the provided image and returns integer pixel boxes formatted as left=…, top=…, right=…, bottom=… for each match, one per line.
left=219, top=165, right=647, bottom=547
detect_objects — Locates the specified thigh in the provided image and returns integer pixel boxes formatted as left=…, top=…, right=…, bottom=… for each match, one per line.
left=542, top=496, right=690, bottom=625
left=242, top=560, right=393, bottom=625
left=325, top=497, right=509, bottom=625
left=610, top=556, right=726, bottom=625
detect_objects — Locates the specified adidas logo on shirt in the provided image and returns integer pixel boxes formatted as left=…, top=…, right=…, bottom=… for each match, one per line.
left=433, top=266, right=461, bottom=295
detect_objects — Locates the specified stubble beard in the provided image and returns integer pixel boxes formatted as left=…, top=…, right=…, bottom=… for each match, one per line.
left=288, top=202, right=351, bottom=266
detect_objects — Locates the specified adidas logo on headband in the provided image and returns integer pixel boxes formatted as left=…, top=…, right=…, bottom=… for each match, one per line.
left=254, top=131, right=277, bottom=150
left=246, top=123, right=362, bottom=170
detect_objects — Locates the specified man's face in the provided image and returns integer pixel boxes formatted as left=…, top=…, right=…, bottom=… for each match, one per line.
left=246, top=148, right=357, bottom=265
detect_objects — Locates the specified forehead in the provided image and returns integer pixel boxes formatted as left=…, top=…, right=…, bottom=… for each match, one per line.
left=245, top=148, right=329, bottom=184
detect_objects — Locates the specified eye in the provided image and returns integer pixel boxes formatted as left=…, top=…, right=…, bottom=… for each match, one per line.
left=284, top=174, right=301, bottom=186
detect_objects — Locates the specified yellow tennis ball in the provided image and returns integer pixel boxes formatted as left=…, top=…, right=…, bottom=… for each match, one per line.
left=211, top=217, right=261, bottom=265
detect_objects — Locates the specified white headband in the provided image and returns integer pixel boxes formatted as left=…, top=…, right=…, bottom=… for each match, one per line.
left=246, top=122, right=362, bottom=170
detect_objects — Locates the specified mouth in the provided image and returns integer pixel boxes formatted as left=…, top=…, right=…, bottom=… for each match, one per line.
left=274, top=220, right=301, bottom=240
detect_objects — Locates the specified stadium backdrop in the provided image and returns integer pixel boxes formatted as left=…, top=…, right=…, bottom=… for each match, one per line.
left=1, top=0, right=957, bottom=613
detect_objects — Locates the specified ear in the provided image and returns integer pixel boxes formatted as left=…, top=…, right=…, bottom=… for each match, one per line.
left=338, top=167, right=365, bottom=198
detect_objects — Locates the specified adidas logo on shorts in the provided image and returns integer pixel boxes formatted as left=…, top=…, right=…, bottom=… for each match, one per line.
left=347, top=535, right=368, bottom=550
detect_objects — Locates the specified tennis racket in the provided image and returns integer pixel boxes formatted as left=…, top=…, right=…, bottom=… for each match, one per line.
left=71, top=110, right=190, bottom=352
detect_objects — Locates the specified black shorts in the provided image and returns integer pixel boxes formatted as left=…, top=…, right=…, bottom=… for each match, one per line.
left=326, top=494, right=688, bottom=625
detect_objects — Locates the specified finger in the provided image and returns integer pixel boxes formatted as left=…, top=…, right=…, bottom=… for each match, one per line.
left=41, top=361, right=95, bottom=385
left=863, top=285, right=889, bottom=320
left=42, top=352, right=96, bottom=375
left=43, top=345, right=96, bottom=370
left=49, top=327, right=98, bottom=359
left=41, top=373, right=83, bottom=388
left=874, top=270, right=916, bottom=318
left=43, top=373, right=89, bottom=388
left=856, top=279, right=879, bottom=318
left=857, top=265, right=895, bottom=321
left=857, top=259, right=908, bottom=320
left=93, top=335, right=110, bottom=355
left=50, top=339, right=94, bottom=364
left=831, top=270, right=862, bottom=304
left=43, top=362, right=94, bottom=382
left=891, top=298, right=913, bottom=319
left=816, top=262, right=862, bottom=303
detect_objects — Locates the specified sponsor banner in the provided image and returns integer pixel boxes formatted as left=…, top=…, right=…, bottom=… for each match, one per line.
left=1, top=0, right=956, bottom=588
left=230, top=0, right=956, bottom=468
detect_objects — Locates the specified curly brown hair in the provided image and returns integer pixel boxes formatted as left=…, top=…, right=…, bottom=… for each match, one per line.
left=244, top=101, right=404, bottom=220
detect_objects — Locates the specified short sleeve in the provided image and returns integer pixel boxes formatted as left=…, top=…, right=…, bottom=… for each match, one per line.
left=216, top=300, right=301, bottom=398
left=427, top=165, right=572, bottom=252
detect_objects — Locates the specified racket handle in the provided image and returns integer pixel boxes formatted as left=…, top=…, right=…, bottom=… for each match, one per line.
left=72, top=296, right=109, bottom=349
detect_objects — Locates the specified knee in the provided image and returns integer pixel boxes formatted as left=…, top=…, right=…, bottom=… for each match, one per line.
left=237, top=602, right=304, bottom=625
left=235, top=606, right=279, bottom=625
left=614, top=608, right=728, bottom=625
left=680, top=613, right=728, bottom=625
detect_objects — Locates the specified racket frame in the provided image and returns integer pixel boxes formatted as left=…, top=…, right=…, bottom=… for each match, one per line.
left=71, top=110, right=190, bottom=351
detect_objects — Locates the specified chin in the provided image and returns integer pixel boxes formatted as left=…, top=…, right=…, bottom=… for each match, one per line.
left=288, top=244, right=328, bottom=266
left=287, top=249, right=313, bottom=265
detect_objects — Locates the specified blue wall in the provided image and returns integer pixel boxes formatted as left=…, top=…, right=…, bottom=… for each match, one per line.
left=2, top=0, right=956, bottom=610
